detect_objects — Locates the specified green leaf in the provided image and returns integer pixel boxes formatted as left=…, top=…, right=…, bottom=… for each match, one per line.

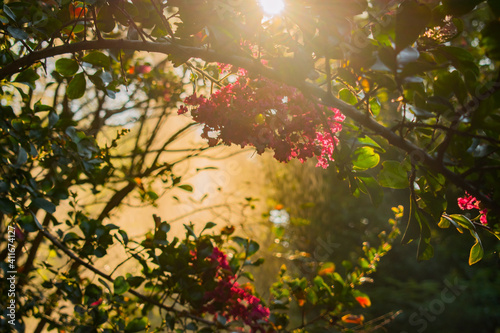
left=232, top=236, right=248, bottom=249
left=369, top=98, right=381, bottom=116
left=313, top=276, right=331, bottom=293
left=356, top=175, right=384, bottom=207
left=15, top=146, right=28, bottom=166
left=240, top=271, right=254, bottom=281
left=481, top=20, right=500, bottom=60
left=247, top=240, right=260, bottom=256
left=438, top=216, right=450, bottom=228
left=339, top=88, right=357, bottom=105
left=449, top=70, right=468, bottom=104
left=96, top=4, right=115, bottom=33
left=395, top=0, right=431, bottom=52
left=468, top=232, right=484, bottom=265
left=126, top=275, right=145, bottom=288
left=113, top=276, right=130, bottom=295
left=353, top=147, right=380, bottom=170
left=48, top=111, right=59, bottom=128
left=75, top=326, right=94, bottom=333
left=165, top=314, right=175, bottom=330
left=55, top=58, right=79, bottom=77
left=118, top=230, right=129, bottom=245
left=405, top=202, right=434, bottom=261
left=3, top=4, right=17, bottom=21
left=447, top=214, right=475, bottom=231
left=0, top=198, right=16, bottom=215
left=67, top=73, right=86, bottom=99
left=82, top=51, right=111, bottom=68
left=443, top=0, right=483, bottom=16
left=306, top=288, right=318, bottom=305
left=167, top=52, right=191, bottom=67
left=250, top=258, right=265, bottom=266
left=15, top=68, right=40, bottom=90
left=378, top=160, right=408, bottom=189
left=358, top=135, right=385, bottom=152
left=125, top=317, right=148, bottom=333
left=7, top=26, right=28, bottom=40
left=417, top=235, right=434, bottom=261
left=201, top=221, right=216, bottom=232
left=146, top=191, right=158, bottom=200
left=402, top=199, right=421, bottom=245
left=85, top=284, right=102, bottom=300
left=183, top=224, right=197, bottom=239
left=178, top=184, right=193, bottom=192
left=63, top=232, right=81, bottom=242
left=441, top=214, right=463, bottom=233
left=185, top=322, right=198, bottom=331
left=32, top=197, right=56, bottom=214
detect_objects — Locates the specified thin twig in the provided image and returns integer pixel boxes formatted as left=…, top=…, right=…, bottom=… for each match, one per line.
left=33, top=213, right=220, bottom=328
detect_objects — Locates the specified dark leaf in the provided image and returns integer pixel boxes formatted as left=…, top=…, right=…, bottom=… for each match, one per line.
left=32, top=197, right=56, bottom=214
left=378, top=160, right=408, bottom=189
left=82, top=51, right=111, bottom=68
left=113, top=276, right=130, bottom=295
left=124, top=317, right=148, bottom=333
left=15, top=69, right=40, bottom=90
left=67, top=73, right=86, bottom=99
left=7, top=26, right=28, bottom=40
left=0, top=198, right=16, bottom=214
left=178, top=184, right=193, bottom=192
left=396, top=1, right=431, bottom=52
left=15, top=146, right=28, bottom=166
left=3, top=4, right=16, bottom=21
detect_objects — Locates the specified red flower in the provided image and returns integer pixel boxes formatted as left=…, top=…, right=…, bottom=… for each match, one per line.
left=89, top=298, right=103, bottom=307
left=200, top=247, right=270, bottom=332
left=178, top=75, right=344, bottom=168
left=457, top=192, right=488, bottom=225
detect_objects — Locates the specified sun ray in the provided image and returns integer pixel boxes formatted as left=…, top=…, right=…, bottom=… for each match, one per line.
left=258, top=0, right=285, bottom=16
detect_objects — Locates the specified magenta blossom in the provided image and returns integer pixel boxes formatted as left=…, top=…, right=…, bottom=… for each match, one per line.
left=201, top=247, right=270, bottom=332
left=179, top=76, right=344, bottom=168
left=457, top=193, right=488, bottom=225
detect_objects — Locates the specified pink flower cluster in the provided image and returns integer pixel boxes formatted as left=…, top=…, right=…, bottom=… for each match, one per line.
left=201, top=247, right=270, bottom=332
left=179, top=75, right=344, bottom=168
left=457, top=193, right=488, bottom=225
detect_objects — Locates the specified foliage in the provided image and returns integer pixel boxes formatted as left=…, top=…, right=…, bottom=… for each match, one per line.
left=262, top=157, right=500, bottom=332
left=1, top=0, right=500, bottom=332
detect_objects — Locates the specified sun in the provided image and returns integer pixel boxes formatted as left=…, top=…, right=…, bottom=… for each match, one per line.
left=258, top=0, right=285, bottom=16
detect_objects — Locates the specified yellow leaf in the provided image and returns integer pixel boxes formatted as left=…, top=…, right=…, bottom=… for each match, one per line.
left=342, top=314, right=364, bottom=324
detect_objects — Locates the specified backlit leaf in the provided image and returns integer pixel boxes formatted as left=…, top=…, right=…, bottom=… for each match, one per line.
left=67, top=73, right=86, bottom=99
left=378, top=160, right=408, bottom=189
left=55, top=58, right=79, bottom=77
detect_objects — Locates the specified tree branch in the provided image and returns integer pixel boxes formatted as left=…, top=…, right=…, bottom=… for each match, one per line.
left=1, top=38, right=496, bottom=211
left=33, top=214, right=220, bottom=328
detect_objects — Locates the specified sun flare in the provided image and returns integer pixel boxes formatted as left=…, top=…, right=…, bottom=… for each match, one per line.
left=258, top=0, right=285, bottom=16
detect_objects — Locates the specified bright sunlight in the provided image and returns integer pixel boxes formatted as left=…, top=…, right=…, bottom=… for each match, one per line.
left=258, top=0, right=285, bottom=16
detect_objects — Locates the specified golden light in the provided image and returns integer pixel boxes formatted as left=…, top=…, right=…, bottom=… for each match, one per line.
left=258, top=0, right=285, bottom=16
